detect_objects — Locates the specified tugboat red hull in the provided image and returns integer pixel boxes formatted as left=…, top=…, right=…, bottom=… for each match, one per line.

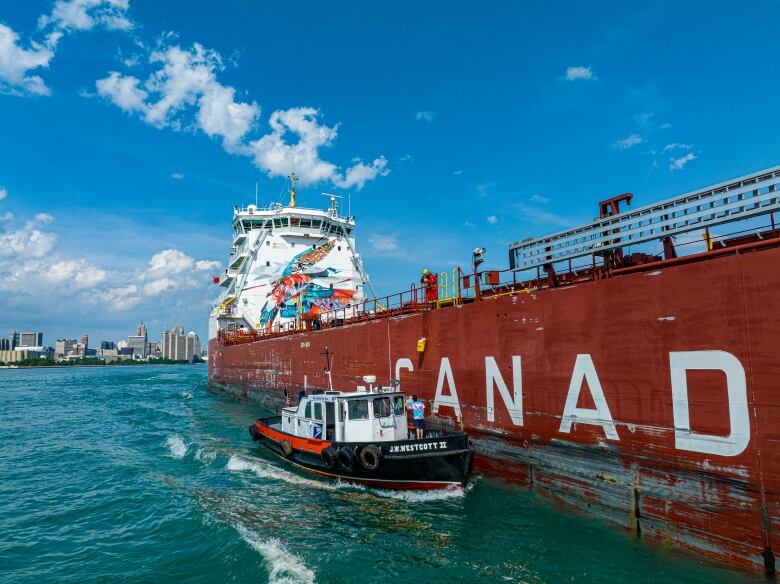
left=212, top=242, right=780, bottom=573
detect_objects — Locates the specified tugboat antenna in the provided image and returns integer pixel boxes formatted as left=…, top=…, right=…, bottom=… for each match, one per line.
left=322, top=347, right=333, bottom=391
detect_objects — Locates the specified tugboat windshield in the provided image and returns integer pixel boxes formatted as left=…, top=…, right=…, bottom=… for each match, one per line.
left=372, top=397, right=393, bottom=418
left=393, top=396, right=405, bottom=415
left=347, top=399, right=369, bottom=420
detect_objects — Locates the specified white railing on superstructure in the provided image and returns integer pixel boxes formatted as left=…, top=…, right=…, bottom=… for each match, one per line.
left=509, top=165, right=780, bottom=271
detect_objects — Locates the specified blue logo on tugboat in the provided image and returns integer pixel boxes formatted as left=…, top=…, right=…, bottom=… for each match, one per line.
left=312, top=423, right=323, bottom=439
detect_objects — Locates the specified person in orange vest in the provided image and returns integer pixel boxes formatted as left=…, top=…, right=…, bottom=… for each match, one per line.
left=421, top=268, right=438, bottom=308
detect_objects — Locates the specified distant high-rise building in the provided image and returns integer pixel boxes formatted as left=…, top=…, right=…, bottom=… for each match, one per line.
left=81, top=334, right=89, bottom=352
left=55, top=339, right=78, bottom=358
left=0, top=338, right=8, bottom=351
left=100, top=341, right=116, bottom=350
left=19, top=332, right=43, bottom=348
left=8, top=332, right=19, bottom=349
left=161, top=326, right=199, bottom=362
left=146, top=341, right=161, bottom=359
left=128, top=322, right=148, bottom=358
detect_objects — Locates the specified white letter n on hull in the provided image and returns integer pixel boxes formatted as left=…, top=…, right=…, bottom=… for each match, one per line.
left=485, top=356, right=523, bottom=426
left=559, top=354, right=619, bottom=440
left=670, top=350, right=750, bottom=457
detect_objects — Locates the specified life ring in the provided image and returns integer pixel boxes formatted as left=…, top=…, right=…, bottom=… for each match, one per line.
left=336, top=447, right=357, bottom=472
left=359, top=444, right=382, bottom=472
left=321, top=447, right=337, bottom=469
left=279, top=440, right=293, bottom=458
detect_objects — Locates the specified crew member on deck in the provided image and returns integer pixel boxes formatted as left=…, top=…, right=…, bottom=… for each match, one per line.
left=421, top=269, right=438, bottom=308
left=409, top=395, right=426, bottom=439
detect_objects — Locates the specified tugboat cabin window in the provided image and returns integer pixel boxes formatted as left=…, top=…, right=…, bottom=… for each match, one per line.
left=312, top=402, right=323, bottom=420
left=304, top=401, right=312, bottom=418
left=393, top=396, right=405, bottom=415
left=373, top=397, right=393, bottom=418
left=347, top=399, right=369, bottom=420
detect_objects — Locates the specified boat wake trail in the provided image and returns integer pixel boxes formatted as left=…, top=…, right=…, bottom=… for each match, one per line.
left=165, top=434, right=188, bottom=459
left=226, top=454, right=468, bottom=502
left=226, top=454, right=350, bottom=493
left=194, top=447, right=216, bottom=464
left=235, top=524, right=315, bottom=584
left=371, top=484, right=468, bottom=502
left=180, top=391, right=193, bottom=400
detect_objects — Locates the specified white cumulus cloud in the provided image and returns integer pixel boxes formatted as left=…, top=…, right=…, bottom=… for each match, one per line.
left=38, top=0, right=133, bottom=32
left=613, top=134, right=643, bottom=150
left=669, top=152, right=697, bottom=171
left=95, top=41, right=388, bottom=189
left=1, top=0, right=132, bottom=96
left=564, top=66, right=595, bottom=81
left=96, top=42, right=260, bottom=152
left=0, top=187, right=7, bottom=200
left=414, top=111, right=436, bottom=122
left=0, top=24, right=56, bottom=96
left=487, top=215, right=498, bottom=224
left=368, top=233, right=398, bottom=252
left=662, top=143, right=692, bottom=153
left=95, top=71, right=148, bottom=112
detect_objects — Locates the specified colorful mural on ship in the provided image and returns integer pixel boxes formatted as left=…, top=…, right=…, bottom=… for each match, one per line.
left=259, top=240, right=357, bottom=327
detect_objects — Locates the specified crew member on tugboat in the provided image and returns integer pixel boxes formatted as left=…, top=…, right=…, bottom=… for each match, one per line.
left=409, top=394, right=426, bottom=439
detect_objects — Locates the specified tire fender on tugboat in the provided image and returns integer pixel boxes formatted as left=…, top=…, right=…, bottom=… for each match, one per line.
left=359, top=444, right=382, bottom=472
left=321, top=447, right=337, bottom=469
left=280, top=440, right=293, bottom=458
left=336, top=447, right=358, bottom=471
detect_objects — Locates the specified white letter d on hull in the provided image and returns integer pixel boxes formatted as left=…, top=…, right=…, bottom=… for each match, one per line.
left=670, top=350, right=750, bottom=457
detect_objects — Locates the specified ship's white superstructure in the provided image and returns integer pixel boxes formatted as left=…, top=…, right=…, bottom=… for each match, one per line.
left=209, top=176, right=369, bottom=340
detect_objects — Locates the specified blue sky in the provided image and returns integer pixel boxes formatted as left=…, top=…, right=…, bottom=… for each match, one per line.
left=2, top=0, right=780, bottom=345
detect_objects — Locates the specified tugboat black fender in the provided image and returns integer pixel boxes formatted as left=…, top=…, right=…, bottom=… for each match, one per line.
left=321, top=447, right=338, bottom=469
left=336, top=446, right=358, bottom=471
left=248, top=424, right=261, bottom=441
left=359, top=444, right=382, bottom=471
left=279, top=440, right=293, bottom=458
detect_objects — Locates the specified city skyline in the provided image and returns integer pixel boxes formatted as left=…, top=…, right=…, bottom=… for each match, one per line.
left=4, top=1, right=780, bottom=342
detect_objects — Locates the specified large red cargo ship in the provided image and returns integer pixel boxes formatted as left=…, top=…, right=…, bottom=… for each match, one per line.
left=208, top=167, right=780, bottom=574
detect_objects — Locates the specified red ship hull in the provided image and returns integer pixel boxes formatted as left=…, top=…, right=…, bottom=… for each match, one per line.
left=209, top=244, right=780, bottom=573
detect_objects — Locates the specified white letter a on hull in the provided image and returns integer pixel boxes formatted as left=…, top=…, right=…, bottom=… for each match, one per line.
left=433, top=357, right=462, bottom=419
left=559, top=354, right=619, bottom=440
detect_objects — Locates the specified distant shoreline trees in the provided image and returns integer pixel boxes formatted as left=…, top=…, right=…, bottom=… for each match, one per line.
left=0, top=358, right=203, bottom=368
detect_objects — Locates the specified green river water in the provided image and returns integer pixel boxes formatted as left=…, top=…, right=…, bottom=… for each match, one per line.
left=0, top=366, right=762, bottom=583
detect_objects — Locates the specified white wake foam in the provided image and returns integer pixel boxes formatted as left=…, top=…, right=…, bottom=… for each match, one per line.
left=236, top=525, right=315, bottom=584
left=370, top=483, right=468, bottom=502
left=194, top=447, right=216, bottom=464
left=165, top=434, right=187, bottom=459
left=226, top=454, right=469, bottom=503
left=226, top=454, right=344, bottom=493
left=180, top=391, right=193, bottom=400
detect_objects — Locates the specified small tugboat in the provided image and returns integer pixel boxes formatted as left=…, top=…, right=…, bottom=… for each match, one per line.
left=248, top=371, right=474, bottom=490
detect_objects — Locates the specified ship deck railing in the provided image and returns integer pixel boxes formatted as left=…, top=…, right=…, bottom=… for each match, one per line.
left=217, top=219, right=780, bottom=347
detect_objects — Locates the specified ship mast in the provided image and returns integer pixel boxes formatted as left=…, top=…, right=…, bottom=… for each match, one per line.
left=288, top=172, right=298, bottom=208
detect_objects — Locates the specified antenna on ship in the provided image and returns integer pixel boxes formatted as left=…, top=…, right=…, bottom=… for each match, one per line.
left=288, top=172, right=298, bottom=208
left=321, top=192, right=342, bottom=214
left=255, top=179, right=259, bottom=207
left=322, top=347, right=334, bottom=391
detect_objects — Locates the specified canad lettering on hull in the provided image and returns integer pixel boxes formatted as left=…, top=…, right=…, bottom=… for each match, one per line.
left=395, top=350, right=750, bottom=457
